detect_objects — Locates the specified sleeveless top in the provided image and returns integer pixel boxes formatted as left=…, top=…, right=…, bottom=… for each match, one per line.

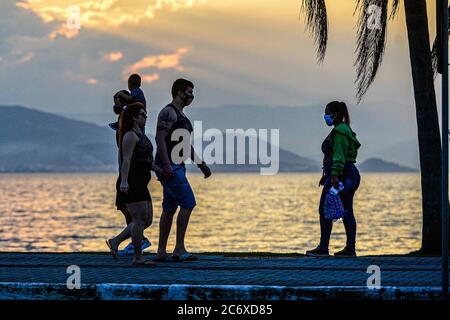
left=156, top=104, right=193, bottom=166
left=120, top=128, right=153, bottom=173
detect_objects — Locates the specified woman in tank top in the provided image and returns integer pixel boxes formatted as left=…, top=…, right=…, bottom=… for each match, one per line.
left=106, top=102, right=162, bottom=266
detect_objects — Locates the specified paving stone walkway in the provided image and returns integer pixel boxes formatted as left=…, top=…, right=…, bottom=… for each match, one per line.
left=1, top=253, right=448, bottom=288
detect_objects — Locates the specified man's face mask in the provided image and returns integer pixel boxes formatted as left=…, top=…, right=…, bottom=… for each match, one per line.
left=181, top=91, right=194, bottom=104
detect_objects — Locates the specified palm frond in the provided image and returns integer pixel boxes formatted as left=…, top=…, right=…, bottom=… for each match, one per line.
left=354, top=0, right=388, bottom=103
left=432, top=5, right=450, bottom=77
left=390, top=0, right=400, bottom=20
left=300, top=0, right=328, bottom=63
left=431, top=37, right=439, bottom=78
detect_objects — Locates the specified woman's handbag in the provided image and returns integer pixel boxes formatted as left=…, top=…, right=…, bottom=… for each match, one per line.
left=324, top=182, right=345, bottom=221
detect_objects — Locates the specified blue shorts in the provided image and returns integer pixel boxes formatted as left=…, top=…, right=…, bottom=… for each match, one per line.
left=157, top=164, right=196, bottom=214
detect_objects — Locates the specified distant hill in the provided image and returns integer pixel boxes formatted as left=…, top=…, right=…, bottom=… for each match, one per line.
left=64, top=101, right=419, bottom=169
left=186, top=138, right=320, bottom=173
left=0, top=106, right=117, bottom=172
left=365, top=139, right=419, bottom=170
left=0, top=105, right=319, bottom=173
left=1, top=105, right=418, bottom=173
left=358, top=158, right=418, bottom=173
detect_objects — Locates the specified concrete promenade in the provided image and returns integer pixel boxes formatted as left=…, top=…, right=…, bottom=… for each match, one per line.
left=0, top=253, right=448, bottom=300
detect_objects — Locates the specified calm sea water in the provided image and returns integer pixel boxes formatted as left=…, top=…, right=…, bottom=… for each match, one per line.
left=0, top=173, right=422, bottom=255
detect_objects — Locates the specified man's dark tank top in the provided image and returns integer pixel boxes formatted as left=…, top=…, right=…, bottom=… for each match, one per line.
left=156, top=104, right=193, bottom=166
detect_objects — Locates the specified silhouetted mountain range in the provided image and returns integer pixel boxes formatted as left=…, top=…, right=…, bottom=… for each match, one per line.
left=0, top=106, right=320, bottom=172
left=0, top=106, right=117, bottom=172
left=0, top=105, right=417, bottom=173
left=358, top=158, right=417, bottom=173
left=64, top=101, right=420, bottom=169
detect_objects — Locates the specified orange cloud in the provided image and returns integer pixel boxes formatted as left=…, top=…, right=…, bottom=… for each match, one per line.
left=86, top=78, right=99, bottom=85
left=142, top=73, right=160, bottom=83
left=17, top=0, right=207, bottom=39
left=49, top=24, right=80, bottom=40
left=105, top=52, right=124, bottom=62
left=124, top=47, right=188, bottom=83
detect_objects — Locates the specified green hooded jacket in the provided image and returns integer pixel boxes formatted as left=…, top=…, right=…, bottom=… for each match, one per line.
left=331, top=123, right=361, bottom=176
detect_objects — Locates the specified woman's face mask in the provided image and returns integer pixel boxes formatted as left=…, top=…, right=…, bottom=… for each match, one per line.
left=324, top=113, right=334, bottom=126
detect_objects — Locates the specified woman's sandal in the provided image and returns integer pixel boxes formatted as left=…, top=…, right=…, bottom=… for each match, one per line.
left=105, top=240, right=118, bottom=261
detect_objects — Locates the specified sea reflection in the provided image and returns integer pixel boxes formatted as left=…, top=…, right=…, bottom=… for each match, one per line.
left=0, top=173, right=422, bottom=255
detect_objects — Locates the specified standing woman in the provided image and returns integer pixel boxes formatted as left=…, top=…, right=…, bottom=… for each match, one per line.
left=306, top=101, right=361, bottom=257
left=106, top=102, right=159, bottom=266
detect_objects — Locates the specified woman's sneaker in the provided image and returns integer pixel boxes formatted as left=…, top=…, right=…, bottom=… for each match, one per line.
left=118, top=239, right=152, bottom=256
left=306, top=247, right=329, bottom=257
left=141, top=238, right=151, bottom=251
left=334, top=247, right=356, bottom=257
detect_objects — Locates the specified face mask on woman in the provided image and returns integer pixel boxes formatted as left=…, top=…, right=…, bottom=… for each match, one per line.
left=324, top=114, right=334, bottom=126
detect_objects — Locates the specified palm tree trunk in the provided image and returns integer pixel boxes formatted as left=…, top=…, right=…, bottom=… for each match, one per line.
left=404, top=0, right=443, bottom=254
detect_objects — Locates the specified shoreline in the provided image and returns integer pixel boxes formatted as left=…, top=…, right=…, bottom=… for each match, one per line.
left=0, top=251, right=442, bottom=257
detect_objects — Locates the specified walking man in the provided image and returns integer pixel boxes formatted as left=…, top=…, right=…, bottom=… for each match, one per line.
left=154, top=79, right=211, bottom=262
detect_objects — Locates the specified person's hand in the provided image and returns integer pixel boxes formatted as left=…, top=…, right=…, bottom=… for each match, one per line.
left=331, top=175, right=339, bottom=189
left=198, top=163, right=212, bottom=179
left=319, top=175, right=326, bottom=187
left=120, top=180, right=129, bottom=194
left=152, top=164, right=163, bottom=175
left=162, top=164, right=175, bottom=180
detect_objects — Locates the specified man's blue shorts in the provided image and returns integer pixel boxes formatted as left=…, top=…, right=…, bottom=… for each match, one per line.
left=157, top=164, right=196, bottom=214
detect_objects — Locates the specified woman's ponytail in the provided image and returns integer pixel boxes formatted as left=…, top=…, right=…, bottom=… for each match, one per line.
left=339, top=101, right=350, bottom=125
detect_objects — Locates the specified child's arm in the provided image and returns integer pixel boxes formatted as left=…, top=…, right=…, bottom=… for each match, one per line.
left=117, top=91, right=134, bottom=102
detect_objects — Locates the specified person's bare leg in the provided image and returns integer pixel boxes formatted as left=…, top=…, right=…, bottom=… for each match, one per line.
left=144, top=200, right=153, bottom=229
left=156, top=211, right=175, bottom=259
left=126, top=201, right=148, bottom=263
left=121, top=206, right=132, bottom=225
left=173, top=207, right=194, bottom=256
left=141, top=200, right=153, bottom=247
left=108, top=207, right=132, bottom=250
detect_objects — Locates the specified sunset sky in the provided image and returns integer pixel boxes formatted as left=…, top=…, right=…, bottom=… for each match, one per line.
left=0, top=0, right=440, bottom=117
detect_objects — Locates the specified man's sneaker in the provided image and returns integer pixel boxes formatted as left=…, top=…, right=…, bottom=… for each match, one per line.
left=306, top=247, right=329, bottom=257
left=118, top=239, right=152, bottom=256
left=334, top=247, right=357, bottom=257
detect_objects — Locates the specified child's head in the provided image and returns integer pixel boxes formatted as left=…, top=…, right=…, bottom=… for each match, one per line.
left=128, top=74, right=142, bottom=90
